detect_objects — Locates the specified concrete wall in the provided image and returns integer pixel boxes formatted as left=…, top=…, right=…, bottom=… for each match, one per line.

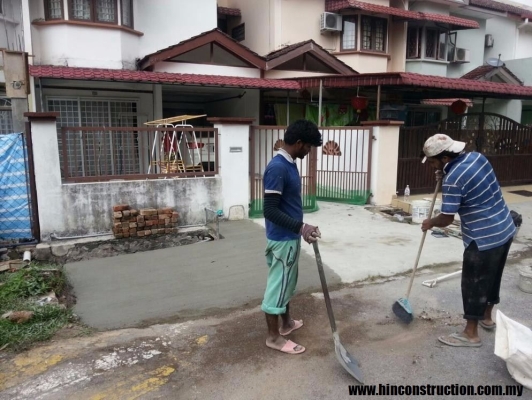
left=136, top=0, right=217, bottom=57
left=335, top=53, right=389, bottom=73
left=59, top=178, right=222, bottom=236
left=33, top=25, right=137, bottom=69
left=29, top=0, right=217, bottom=68
left=447, top=19, right=486, bottom=79
left=471, top=99, right=522, bottom=123
left=212, top=122, right=251, bottom=218
left=388, top=19, right=407, bottom=72
left=224, top=0, right=274, bottom=56
left=369, top=123, right=400, bottom=206
left=0, top=0, right=24, bottom=52
left=30, top=115, right=223, bottom=240
left=485, top=17, right=518, bottom=62
left=505, top=58, right=532, bottom=85
left=516, top=29, right=532, bottom=60
left=205, top=90, right=260, bottom=124
left=406, top=60, right=448, bottom=76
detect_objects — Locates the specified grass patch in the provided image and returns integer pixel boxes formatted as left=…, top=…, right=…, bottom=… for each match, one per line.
left=0, top=263, right=72, bottom=351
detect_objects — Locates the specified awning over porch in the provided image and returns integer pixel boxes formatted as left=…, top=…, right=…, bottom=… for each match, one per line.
left=325, top=0, right=480, bottom=29
left=296, top=72, right=532, bottom=101
left=29, top=65, right=301, bottom=90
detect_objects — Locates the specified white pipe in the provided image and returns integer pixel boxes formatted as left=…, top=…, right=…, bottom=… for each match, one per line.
left=23, top=250, right=31, bottom=264
left=50, top=232, right=112, bottom=241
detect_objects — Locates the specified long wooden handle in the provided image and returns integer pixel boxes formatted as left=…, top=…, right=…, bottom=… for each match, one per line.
left=405, top=178, right=442, bottom=299
left=313, top=241, right=337, bottom=334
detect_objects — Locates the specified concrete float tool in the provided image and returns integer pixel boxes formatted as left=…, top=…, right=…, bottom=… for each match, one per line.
left=392, top=178, right=441, bottom=324
left=312, top=241, right=364, bottom=384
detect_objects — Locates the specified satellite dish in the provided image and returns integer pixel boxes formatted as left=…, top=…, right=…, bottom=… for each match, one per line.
left=487, top=57, right=505, bottom=67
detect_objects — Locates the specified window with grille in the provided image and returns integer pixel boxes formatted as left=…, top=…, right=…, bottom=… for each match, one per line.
left=121, top=0, right=133, bottom=27
left=69, top=0, right=118, bottom=23
left=47, top=98, right=139, bottom=178
left=407, top=27, right=422, bottom=59
left=341, top=16, right=357, bottom=51
left=361, top=16, right=387, bottom=52
left=0, top=110, right=13, bottom=134
left=425, top=28, right=447, bottom=60
left=45, top=0, right=64, bottom=20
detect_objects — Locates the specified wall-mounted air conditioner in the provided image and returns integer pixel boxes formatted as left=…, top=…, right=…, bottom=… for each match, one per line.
left=485, top=34, right=494, bottom=48
left=320, top=12, right=342, bottom=32
left=452, top=47, right=470, bottom=63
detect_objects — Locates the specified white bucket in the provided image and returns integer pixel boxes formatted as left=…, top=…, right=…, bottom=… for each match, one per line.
left=518, top=266, right=532, bottom=294
left=411, top=200, right=431, bottom=223
left=423, top=197, right=442, bottom=217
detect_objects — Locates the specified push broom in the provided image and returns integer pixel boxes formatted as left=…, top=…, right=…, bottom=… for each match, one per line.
left=392, top=178, right=442, bottom=324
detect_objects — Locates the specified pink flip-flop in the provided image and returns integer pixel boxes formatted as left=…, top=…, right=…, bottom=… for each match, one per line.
left=266, top=339, right=305, bottom=355
left=279, top=319, right=303, bottom=336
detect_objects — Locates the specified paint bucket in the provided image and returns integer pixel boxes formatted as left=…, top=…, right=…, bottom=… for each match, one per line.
left=518, top=266, right=532, bottom=294
left=411, top=200, right=431, bottom=224
left=423, top=197, right=442, bottom=217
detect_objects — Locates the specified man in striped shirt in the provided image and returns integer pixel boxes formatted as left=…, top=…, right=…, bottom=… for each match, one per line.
left=421, top=133, right=516, bottom=348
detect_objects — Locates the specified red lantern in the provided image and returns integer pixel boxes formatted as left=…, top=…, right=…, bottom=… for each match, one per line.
left=450, top=100, right=468, bottom=115
left=351, top=96, right=368, bottom=113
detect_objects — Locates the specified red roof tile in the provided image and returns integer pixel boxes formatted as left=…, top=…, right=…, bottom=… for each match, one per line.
left=265, top=40, right=357, bottom=74
left=326, top=0, right=480, bottom=29
left=217, top=6, right=241, bottom=17
left=461, top=65, right=523, bottom=85
left=139, top=28, right=264, bottom=70
left=29, top=65, right=301, bottom=90
left=296, top=72, right=532, bottom=99
left=469, top=0, right=532, bottom=18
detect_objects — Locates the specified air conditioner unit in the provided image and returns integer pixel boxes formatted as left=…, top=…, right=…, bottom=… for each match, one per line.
left=485, top=34, right=494, bottom=48
left=320, top=12, right=342, bottom=32
left=452, top=47, right=470, bottom=63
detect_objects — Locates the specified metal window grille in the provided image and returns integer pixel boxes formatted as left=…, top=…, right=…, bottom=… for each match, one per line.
left=121, top=0, right=132, bottom=27
left=362, top=17, right=372, bottom=50
left=374, top=19, right=385, bottom=52
left=0, top=110, right=13, bottom=134
left=438, top=32, right=447, bottom=61
left=71, top=0, right=91, bottom=20
left=425, top=29, right=437, bottom=58
left=407, top=27, right=421, bottom=59
left=361, top=16, right=387, bottom=52
left=47, top=0, right=63, bottom=19
left=47, top=98, right=139, bottom=179
left=342, top=17, right=357, bottom=50
left=97, top=0, right=116, bottom=22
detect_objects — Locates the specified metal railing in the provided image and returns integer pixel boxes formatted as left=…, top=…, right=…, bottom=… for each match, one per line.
left=59, top=126, right=218, bottom=182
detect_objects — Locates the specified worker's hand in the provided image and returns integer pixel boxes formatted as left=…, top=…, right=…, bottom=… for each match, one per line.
left=421, top=218, right=433, bottom=233
left=300, top=223, right=321, bottom=244
left=435, top=170, right=443, bottom=182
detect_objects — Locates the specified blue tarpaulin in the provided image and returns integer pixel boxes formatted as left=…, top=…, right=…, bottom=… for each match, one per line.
left=0, top=133, right=32, bottom=240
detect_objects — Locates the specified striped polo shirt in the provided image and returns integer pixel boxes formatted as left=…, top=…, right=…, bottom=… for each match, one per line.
left=440, top=152, right=516, bottom=251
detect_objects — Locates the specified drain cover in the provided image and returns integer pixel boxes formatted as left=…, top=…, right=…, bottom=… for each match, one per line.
left=509, top=190, right=532, bottom=197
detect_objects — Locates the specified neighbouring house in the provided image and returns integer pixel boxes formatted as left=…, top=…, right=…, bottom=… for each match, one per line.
left=9, top=0, right=532, bottom=243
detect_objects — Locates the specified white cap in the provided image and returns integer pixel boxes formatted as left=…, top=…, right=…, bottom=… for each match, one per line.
left=422, top=133, right=466, bottom=163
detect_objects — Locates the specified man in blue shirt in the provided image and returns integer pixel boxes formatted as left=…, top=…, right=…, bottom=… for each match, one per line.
left=421, top=134, right=516, bottom=348
left=262, top=119, right=322, bottom=355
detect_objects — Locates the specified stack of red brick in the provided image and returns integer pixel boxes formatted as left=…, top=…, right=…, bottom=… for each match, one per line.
left=112, top=204, right=179, bottom=238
